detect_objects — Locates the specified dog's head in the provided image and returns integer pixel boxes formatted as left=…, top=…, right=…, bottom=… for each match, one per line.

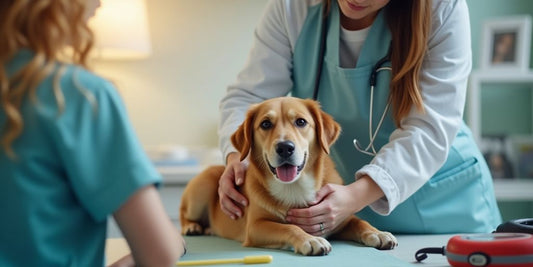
left=231, top=97, right=340, bottom=184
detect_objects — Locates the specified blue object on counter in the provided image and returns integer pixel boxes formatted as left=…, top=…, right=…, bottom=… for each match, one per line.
left=152, top=158, right=199, bottom=167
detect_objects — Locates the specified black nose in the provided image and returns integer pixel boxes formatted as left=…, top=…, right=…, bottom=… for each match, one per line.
left=276, top=141, right=295, bottom=159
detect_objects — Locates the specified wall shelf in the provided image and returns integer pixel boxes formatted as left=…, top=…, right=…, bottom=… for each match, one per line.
left=468, top=70, right=533, bottom=202
left=157, top=165, right=205, bottom=185
left=468, top=70, right=533, bottom=143
left=493, top=179, right=533, bottom=201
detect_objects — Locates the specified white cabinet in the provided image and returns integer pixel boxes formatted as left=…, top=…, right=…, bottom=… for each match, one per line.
left=467, top=70, right=533, bottom=201
left=468, top=70, right=533, bottom=143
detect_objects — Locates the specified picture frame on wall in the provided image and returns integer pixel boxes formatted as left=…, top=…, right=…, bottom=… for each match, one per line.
left=480, top=15, right=532, bottom=73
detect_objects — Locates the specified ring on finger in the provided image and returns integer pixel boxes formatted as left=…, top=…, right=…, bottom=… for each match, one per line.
left=319, top=222, right=325, bottom=232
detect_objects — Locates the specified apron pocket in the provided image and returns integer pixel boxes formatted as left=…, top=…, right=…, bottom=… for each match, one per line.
left=412, top=157, right=492, bottom=233
left=429, top=157, right=478, bottom=185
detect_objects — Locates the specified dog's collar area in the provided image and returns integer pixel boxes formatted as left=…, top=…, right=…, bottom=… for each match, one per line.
left=266, top=153, right=307, bottom=183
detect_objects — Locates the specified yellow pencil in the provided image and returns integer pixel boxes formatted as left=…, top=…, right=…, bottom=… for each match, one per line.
left=176, top=255, right=273, bottom=266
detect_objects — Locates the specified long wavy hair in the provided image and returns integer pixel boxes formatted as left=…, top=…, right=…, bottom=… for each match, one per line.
left=0, top=0, right=94, bottom=157
left=324, top=0, right=431, bottom=127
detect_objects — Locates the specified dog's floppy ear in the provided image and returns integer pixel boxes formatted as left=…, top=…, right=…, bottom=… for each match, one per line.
left=305, top=99, right=341, bottom=154
left=231, top=105, right=257, bottom=161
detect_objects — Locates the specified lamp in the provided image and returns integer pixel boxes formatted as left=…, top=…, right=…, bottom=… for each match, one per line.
left=88, top=0, right=152, bottom=60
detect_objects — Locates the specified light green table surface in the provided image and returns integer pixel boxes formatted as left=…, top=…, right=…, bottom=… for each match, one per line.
left=180, top=235, right=415, bottom=267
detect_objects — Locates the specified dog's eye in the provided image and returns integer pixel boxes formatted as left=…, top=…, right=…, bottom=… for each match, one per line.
left=295, top=118, right=307, bottom=127
left=260, top=120, right=273, bottom=130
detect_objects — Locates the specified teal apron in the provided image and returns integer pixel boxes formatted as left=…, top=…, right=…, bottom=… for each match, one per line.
left=291, top=2, right=501, bottom=234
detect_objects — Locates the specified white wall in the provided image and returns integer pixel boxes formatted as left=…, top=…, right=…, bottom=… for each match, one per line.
left=93, top=0, right=268, bottom=149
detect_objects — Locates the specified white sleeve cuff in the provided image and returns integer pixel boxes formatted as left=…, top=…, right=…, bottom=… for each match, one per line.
left=356, top=164, right=400, bottom=215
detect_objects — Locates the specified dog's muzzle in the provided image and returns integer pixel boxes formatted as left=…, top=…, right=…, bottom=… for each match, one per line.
left=266, top=141, right=307, bottom=183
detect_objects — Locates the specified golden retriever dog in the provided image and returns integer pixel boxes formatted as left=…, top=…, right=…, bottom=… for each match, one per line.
left=180, top=97, right=397, bottom=256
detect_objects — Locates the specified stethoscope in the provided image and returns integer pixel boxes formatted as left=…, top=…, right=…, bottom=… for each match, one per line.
left=312, top=12, right=392, bottom=157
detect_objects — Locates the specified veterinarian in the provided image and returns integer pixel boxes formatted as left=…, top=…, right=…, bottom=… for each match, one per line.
left=217, top=0, right=502, bottom=234
left=0, top=0, right=185, bottom=265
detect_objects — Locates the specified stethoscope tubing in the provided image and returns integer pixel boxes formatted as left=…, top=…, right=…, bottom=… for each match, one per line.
left=312, top=8, right=392, bottom=157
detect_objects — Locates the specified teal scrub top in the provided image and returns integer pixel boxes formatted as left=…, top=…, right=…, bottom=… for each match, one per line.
left=0, top=50, right=161, bottom=266
left=292, top=3, right=501, bottom=234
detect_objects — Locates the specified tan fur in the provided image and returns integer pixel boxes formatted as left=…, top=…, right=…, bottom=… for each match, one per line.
left=180, top=97, right=397, bottom=256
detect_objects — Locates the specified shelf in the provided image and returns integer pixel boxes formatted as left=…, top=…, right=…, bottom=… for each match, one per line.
left=157, top=165, right=206, bottom=185
left=150, top=146, right=223, bottom=185
left=470, top=70, right=533, bottom=82
left=468, top=70, right=533, bottom=143
left=493, top=179, right=533, bottom=201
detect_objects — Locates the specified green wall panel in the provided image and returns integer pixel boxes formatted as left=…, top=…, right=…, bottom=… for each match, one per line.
left=481, top=85, right=532, bottom=135
left=497, top=201, right=533, bottom=222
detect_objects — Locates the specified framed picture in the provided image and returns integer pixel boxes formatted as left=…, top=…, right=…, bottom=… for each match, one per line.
left=480, top=15, right=532, bottom=72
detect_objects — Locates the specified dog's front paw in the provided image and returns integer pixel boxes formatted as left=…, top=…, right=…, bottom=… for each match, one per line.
left=182, top=222, right=204, bottom=236
left=295, top=236, right=332, bottom=256
left=361, top=231, right=397, bottom=250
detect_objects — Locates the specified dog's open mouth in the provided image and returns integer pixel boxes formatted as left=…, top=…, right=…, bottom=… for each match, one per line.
left=267, top=153, right=307, bottom=183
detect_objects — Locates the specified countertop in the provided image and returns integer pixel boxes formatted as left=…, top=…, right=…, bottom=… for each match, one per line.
left=106, top=234, right=455, bottom=266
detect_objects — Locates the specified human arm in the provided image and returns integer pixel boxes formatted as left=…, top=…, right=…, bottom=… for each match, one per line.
left=107, top=254, right=134, bottom=267
left=358, top=0, right=472, bottom=215
left=286, top=176, right=383, bottom=235
left=218, top=152, right=249, bottom=219
left=52, top=68, right=185, bottom=265
left=110, top=185, right=185, bottom=267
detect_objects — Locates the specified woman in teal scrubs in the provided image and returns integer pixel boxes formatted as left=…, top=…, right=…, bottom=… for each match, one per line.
left=0, top=0, right=184, bottom=266
left=217, top=0, right=502, bottom=234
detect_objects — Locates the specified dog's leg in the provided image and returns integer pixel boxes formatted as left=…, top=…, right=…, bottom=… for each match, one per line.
left=179, top=166, right=225, bottom=236
left=330, top=216, right=397, bottom=250
left=244, top=220, right=332, bottom=256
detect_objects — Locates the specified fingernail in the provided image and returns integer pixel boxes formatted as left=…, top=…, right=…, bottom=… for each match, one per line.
left=241, top=200, right=247, bottom=206
left=236, top=211, right=241, bottom=218
left=231, top=215, right=236, bottom=220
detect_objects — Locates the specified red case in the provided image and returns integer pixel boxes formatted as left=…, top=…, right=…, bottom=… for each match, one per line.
left=446, top=233, right=533, bottom=267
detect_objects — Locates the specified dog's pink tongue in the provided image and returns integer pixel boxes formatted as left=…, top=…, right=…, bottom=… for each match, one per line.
left=276, top=165, right=298, bottom=182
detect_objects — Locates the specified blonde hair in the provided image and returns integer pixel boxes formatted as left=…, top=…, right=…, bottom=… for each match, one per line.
left=324, top=0, right=431, bottom=127
left=0, top=0, right=94, bottom=157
